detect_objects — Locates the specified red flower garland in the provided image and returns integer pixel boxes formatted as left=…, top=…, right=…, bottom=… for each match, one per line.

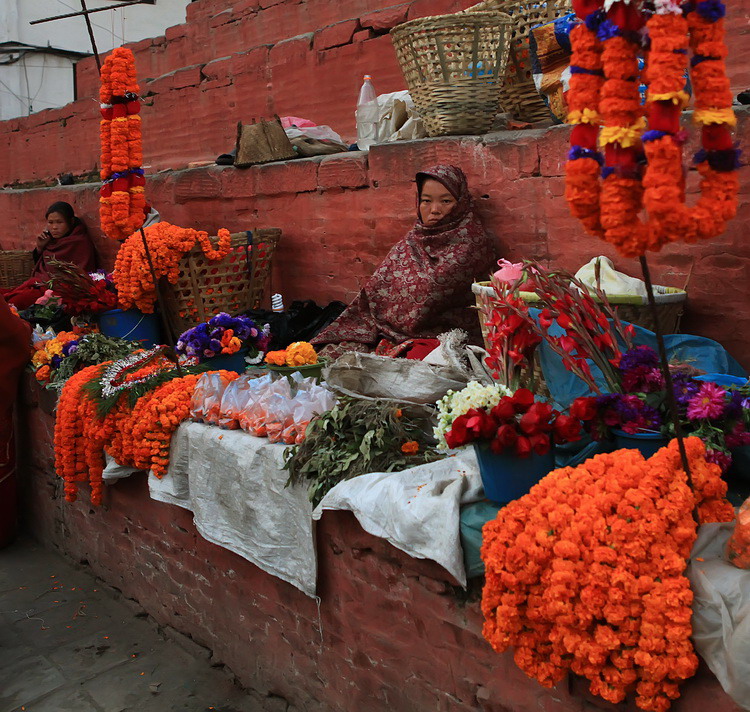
left=99, top=47, right=145, bottom=241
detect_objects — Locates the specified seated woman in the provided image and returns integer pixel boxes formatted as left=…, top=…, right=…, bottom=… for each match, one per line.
left=312, top=165, right=496, bottom=358
left=2, top=201, right=96, bottom=310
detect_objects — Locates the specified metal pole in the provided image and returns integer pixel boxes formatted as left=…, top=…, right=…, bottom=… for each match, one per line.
left=79, top=0, right=102, bottom=74
left=30, top=1, right=147, bottom=26
left=638, top=255, right=700, bottom=523
left=139, top=228, right=183, bottom=376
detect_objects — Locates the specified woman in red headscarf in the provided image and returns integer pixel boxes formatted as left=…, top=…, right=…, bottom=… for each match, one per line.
left=2, top=201, right=96, bottom=310
left=312, top=165, right=496, bottom=357
left=0, top=295, right=32, bottom=547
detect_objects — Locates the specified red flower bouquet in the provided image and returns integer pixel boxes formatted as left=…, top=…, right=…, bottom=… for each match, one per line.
left=443, top=388, right=584, bottom=457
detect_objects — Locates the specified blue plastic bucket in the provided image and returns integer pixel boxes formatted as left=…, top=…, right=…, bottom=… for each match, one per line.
left=205, top=349, right=248, bottom=373
left=474, top=443, right=555, bottom=504
left=612, top=429, right=669, bottom=459
left=98, top=308, right=160, bottom=347
left=694, top=374, right=748, bottom=388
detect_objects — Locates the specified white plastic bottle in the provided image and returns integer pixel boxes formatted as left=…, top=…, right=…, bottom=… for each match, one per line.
left=356, top=75, right=379, bottom=151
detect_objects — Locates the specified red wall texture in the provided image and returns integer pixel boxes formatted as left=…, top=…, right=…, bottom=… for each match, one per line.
left=16, top=387, right=743, bottom=712
left=2, top=114, right=750, bottom=366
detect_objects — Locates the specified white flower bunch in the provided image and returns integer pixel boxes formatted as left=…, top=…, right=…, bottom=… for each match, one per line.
left=434, top=380, right=512, bottom=450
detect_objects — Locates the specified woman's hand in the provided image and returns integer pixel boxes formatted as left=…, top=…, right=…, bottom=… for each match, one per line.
left=36, top=231, right=52, bottom=252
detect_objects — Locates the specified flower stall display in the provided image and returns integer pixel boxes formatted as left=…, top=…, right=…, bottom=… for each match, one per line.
left=564, top=0, right=739, bottom=257
left=99, top=47, right=146, bottom=241
left=31, top=330, right=86, bottom=385
left=113, top=222, right=232, bottom=313
left=176, top=312, right=270, bottom=367
left=46, top=261, right=118, bottom=317
left=571, top=345, right=750, bottom=471
left=481, top=437, right=735, bottom=712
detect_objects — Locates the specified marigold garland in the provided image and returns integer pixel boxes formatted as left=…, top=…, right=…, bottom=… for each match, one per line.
left=481, top=437, right=734, bottom=712
left=99, top=47, right=145, bottom=241
left=53, top=361, right=213, bottom=504
left=565, top=0, right=739, bottom=257
left=113, top=222, right=232, bottom=312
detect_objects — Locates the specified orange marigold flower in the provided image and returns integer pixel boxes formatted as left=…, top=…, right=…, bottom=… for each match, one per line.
left=401, top=440, right=419, bottom=455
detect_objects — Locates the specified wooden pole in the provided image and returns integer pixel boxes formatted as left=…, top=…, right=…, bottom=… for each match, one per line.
left=638, top=255, right=700, bottom=523
left=79, top=0, right=102, bottom=74
left=30, top=1, right=147, bottom=26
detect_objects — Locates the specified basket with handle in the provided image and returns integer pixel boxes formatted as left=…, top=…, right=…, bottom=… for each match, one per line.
left=160, top=229, right=281, bottom=336
left=0, top=250, right=34, bottom=290
left=463, top=0, right=573, bottom=122
left=390, top=11, right=514, bottom=136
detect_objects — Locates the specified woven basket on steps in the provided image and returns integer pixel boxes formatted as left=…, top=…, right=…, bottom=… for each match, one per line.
left=159, top=229, right=281, bottom=336
left=464, top=0, right=573, bottom=122
left=390, top=11, right=514, bottom=136
left=0, top=250, right=34, bottom=290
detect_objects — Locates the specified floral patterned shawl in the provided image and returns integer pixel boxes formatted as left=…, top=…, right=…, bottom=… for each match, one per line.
left=312, top=165, right=496, bottom=356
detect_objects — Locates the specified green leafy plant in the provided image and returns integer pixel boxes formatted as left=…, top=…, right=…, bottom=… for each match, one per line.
left=47, top=333, right=141, bottom=391
left=284, top=395, right=444, bottom=507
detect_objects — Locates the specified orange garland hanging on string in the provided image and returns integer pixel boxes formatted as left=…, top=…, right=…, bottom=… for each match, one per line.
left=99, top=47, right=146, bottom=241
left=564, top=0, right=739, bottom=258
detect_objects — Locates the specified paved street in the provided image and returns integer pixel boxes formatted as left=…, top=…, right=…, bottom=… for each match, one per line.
left=0, top=538, right=267, bottom=712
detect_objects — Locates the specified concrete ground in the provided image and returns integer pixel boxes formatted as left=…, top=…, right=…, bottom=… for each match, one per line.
left=0, top=537, right=268, bottom=712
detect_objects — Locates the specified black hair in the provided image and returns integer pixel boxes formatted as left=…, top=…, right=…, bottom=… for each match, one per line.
left=45, top=201, right=75, bottom=225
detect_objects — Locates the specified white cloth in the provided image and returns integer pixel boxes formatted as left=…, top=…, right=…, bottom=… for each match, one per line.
left=313, top=449, right=482, bottom=586
left=147, top=422, right=317, bottom=597
left=102, top=453, right=141, bottom=482
left=687, top=522, right=750, bottom=711
left=574, top=256, right=648, bottom=298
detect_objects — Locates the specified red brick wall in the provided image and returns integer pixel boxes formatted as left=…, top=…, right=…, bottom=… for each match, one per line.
left=2, top=115, right=750, bottom=367
left=1, top=0, right=749, bottom=186
left=16, top=386, right=743, bottom=712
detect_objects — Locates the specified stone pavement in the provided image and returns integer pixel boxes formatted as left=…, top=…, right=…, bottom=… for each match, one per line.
left=0, top=537, right=268, bottom=712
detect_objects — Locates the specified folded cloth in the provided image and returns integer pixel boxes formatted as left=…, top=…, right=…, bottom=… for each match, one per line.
left=574, top=256, right=647, bottom=298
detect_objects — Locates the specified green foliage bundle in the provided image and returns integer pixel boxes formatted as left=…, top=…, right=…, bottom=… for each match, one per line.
left=284, top=395, right=443, bottom=507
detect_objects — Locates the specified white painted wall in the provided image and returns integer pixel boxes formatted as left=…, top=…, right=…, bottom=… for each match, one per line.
left=0, top=0, right=190, bottom=120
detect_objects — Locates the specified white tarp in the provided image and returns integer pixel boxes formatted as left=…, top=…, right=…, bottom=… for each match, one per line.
left=313, top=449, right=482, bottom=586
left=687, top=522, right=750, bottom=711
left=147, top=422, right=317, bottom=597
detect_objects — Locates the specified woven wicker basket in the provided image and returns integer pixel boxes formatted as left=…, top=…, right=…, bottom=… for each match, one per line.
left=0, top=250, right=34, bottom=290
left=391, top=11, right=513, bottom=136
left=464, top=0, right=573, bottom=122
left=160, top=229, right=281, bottom=336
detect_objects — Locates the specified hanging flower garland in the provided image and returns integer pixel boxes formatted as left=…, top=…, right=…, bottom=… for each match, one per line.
left=564, top=0, right=739, bottom=257
left=100, top=47, right=146, bottom=241
left=481, top=437, right=734, bottom=712
left=113, top=222, right=232, bottom=312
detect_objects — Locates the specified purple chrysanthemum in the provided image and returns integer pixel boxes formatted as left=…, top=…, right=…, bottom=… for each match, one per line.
left=672, top=373, right=700, bottom=407
left=619, top=345, right=660, bottom=372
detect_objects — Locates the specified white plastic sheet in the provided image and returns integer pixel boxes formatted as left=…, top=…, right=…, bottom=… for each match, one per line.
left=313, top=449, right=482, bottom=586
left=687, top=522, right=750, bottom=711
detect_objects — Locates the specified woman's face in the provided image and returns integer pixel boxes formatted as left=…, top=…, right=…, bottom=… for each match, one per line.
left=419, top=178, right=457, bottom=226
left=46, top=211, right=70, bottom=239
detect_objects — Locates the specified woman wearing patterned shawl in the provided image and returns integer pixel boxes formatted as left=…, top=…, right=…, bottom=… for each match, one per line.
left=312, top=164, right=496, bottom=358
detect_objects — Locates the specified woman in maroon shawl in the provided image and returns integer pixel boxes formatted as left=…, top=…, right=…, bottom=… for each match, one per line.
left=313, top=165, right=495, bottom=357
left=2, top=201, right=96, bottom=310
left=0, top=295, right=32, bottom=547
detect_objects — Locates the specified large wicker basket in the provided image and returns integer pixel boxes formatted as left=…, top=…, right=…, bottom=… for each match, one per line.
left=390, top=11, right=513, bottom=136
left=465, top=0, right=573, bottom=122
left=0, top=250, right=34, bottom=290
left=160, top=229, right=281, bottom=336
left=472, top=282, right=688, bottom=349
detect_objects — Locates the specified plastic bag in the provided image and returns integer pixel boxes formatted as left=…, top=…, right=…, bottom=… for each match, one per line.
left=726, top=498, right=750, bottom=569
left=376, top=91, right=427, bottom=142
left=218, top=375, right=255, bottom=430
left=236, top=374, right=273, bottom=433
left=190, top=371, right=238, bottom=424
left=265, top=393, right=296, bottom=444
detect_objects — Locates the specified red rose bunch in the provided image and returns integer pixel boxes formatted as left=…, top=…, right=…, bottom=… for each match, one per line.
left=444, top=388, right=584, bottom=457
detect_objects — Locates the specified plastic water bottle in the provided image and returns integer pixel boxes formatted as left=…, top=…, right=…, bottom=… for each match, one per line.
left=356, top=75, right=379, bottom=151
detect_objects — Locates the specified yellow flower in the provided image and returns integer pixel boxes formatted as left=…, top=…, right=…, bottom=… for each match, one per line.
left=285, top=341, right=318, bottom=367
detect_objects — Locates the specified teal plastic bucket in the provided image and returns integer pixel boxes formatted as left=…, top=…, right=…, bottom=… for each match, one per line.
left=205, top=349, right=248, bottom=373
left=99, top=309, right=160, bottom=347
left=612, top=429, right=669, bottom=459
left=474, top=443, right=555, bottom=504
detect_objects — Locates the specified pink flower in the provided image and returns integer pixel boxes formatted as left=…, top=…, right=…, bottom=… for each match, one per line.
left=705, top=449, right=732, bottom=472
left=686, top=382, right=727, bottom=420
left=35, top=289, right=56, bottom=306
left=493, top=259, right=524, bottom=283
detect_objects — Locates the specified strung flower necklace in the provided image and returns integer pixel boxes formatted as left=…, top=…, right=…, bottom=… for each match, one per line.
left=99, top=347, right=169, bottom=398
left=565, top=0, right=739, bottom=257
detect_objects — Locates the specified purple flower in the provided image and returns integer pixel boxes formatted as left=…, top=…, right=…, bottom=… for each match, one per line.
left=705, top=448, right=732, bottom=473
left=622, top=366, right=665, bottom=394
left=672, top=373, right=700, bottom=407
left=619, top=345, right=659, bottom=372
left=209, top=339, right=222, bottom=352
left=686, top=382, right=727, bottom=420
left=696, top=0, right=726, bottom=22
left=51, top=355, right=63, bottom=369
left=726, top=389, right=744, bottom=419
